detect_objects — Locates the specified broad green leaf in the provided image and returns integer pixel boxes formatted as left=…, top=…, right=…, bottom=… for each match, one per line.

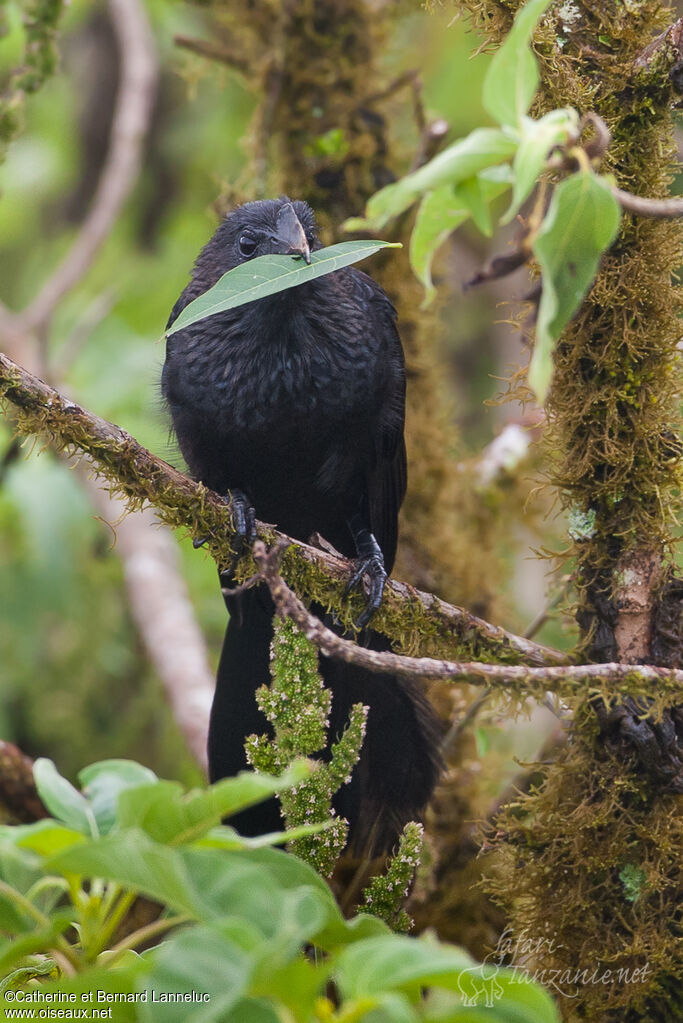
left=223, top=1000, right=281, bottom=1023
left=166, top=241, right=400, bottom=335
left=411, top=166, right=513, bottom=305
left=45, top=963, right=145, bottom=1023
left=116, top=762, right=311, bottom=845
left=503, top=109, right=579, bottom=223
left=335, top=934, right=475, bottom=998
left=0, top=914, right=75, bottom=975
left=10, top=819, right=87, bottom=857
left=47, top=830, right=201, bottom=916
left=0, top=841, right=56, bottom=929
left=47, top=833, right=340, bottom=942
left=361, top=992, right=421, bottom=1023
left=350, top=128, right=517, bottom=231
left=251, top=956, right=328, bottom=1021
left=33, top=758, right=98, bottom=837
left=453, top=176, right=493, bottom=237
left=139, top=925, right=251, bottom=1023
left=483, top=0, right=554, bottom=127
left=410, top=187, right=469, bottom=305
left=78, top=759, right=157, bottom=835
left=336, top=935, right=559, bottom=1022
left=530, top=171, right=621, bottom=402
left=423, top=982, right=558, bottom=1022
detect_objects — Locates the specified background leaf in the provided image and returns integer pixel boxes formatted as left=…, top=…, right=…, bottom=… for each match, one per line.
left=79, top=760, right=158, bottom=836
left=503, top=109, right=579, bottom=223
left=353, top=128, right=517, bottom=230
left=482, top=0, right=554, bottom=126
left=530, top=171, right=621, bottom=402
left=33, top=759, right=98, bottom=837
left=116, top=762, right=311, bottom=844
left=410, top=187, right=469, bottom=305
left=166, top=241, right=400, bottom=335
left=410, top=166, right=512, bottom=305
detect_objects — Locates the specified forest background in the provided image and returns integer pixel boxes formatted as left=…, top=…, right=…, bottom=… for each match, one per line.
left=2, top=1, right=683, bottom=1019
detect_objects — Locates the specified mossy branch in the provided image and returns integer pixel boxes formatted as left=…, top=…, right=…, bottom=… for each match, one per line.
left=252, top=539, right=683, bottom=708
left=0, top=350, right=563, bottom=668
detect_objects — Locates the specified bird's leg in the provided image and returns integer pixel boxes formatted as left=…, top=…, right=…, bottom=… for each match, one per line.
left=346, top=510, right=387, bottom=629
left=196, top=489, right=257, bottom=576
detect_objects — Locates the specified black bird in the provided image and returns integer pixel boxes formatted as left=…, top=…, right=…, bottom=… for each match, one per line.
left=163, top=197, right=441, bottom=854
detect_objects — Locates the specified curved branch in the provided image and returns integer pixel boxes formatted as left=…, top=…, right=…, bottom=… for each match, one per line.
left=19, top=0, right=158, bottom=333
left=0, top=351, right=565, bottom=669
left=612, top=187, right=683, bottom=219
left=253, top=540, right=683, bottom=705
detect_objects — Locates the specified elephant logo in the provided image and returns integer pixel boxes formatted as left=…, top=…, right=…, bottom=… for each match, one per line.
left=456, top=963, right=505, bottom=1007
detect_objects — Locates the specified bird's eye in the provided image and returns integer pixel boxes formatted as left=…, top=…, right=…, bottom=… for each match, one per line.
left=238, top=234, right=258, bottom=257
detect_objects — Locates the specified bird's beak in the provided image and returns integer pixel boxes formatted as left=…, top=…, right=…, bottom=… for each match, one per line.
left=273, top=203, right=311, bottom=264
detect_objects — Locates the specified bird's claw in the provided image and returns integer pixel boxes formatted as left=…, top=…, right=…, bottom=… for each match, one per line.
left=346, top=553, right=387, bottom=629
left=192, top=490, right=256, bottom=556
left=228, top=489, right=257, bottom=551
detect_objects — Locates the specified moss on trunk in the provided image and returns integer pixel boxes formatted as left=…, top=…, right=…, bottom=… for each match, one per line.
left=453, top=1, right=683, bottom=1017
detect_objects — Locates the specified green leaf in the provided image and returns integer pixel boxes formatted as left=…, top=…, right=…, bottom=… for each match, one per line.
left=116, top=763, right=311, bottom=845
left=33, top=758, right=98, bottom=837
left=0, top=841, right=57, bottom=929
left=197, top=819, right=333, bottom=850
left=0, top=957, right=57, bottom=993
left=453, top=177, right=493, bottom=237
left=166, top=241, right=400, bottom=335
left=353, top=129, right=517, bottom=231
left=78, top=759, right=158, bottom=835
left=483, top=0, right=554, bottom=127
left=502, top=109, right=579, bottom=223
left=336, top=936, right=559, bottom=1022
left=47, top=833, right=340, bottom=943
left=335, top=934, right=475, bottom=998
left=10, top=819, right=87, bottom=857
left=139, top=924, right=251, bottom=1023
left=410, top=166, right=513, bottom=305
left=530, top=171, right=621, bottom=402
left=47, top=963, right=145, bottom=1023
left=47, top=830, right=200, bottom=916
left=410, top=187, right=469, bottom=305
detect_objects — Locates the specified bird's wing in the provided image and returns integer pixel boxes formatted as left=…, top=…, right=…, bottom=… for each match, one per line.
left=351, top=270, right=407, bottom=575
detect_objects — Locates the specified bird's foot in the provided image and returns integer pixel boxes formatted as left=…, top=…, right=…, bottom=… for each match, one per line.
left=195, top=489, right=257, bottom=576
left=225, top=489, right=257, bottom=551
left=346, top=552, right=387, bottom=629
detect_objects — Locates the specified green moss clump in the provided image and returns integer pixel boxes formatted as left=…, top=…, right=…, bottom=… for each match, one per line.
left=1, top=0, right=66, bottom=161
left=488, top=713, right=683, bottom=1022
left=246, top=616, right=367, bottom=877
left=361, top=821, right=425, bottom=932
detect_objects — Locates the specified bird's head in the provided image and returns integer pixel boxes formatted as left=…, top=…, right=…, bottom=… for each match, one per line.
left=215, top=197, right=317, bottom=269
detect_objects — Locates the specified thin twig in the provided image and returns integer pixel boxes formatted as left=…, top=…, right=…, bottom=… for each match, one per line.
left=612, top=186, right=683, bottom=219
left=174, top=34, right=249, bottom=74
left=440, top=688, right=493, bottom=758
left=253, top=539, right=683, bottom=703
left=0, top=350, right=566, bottom=669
